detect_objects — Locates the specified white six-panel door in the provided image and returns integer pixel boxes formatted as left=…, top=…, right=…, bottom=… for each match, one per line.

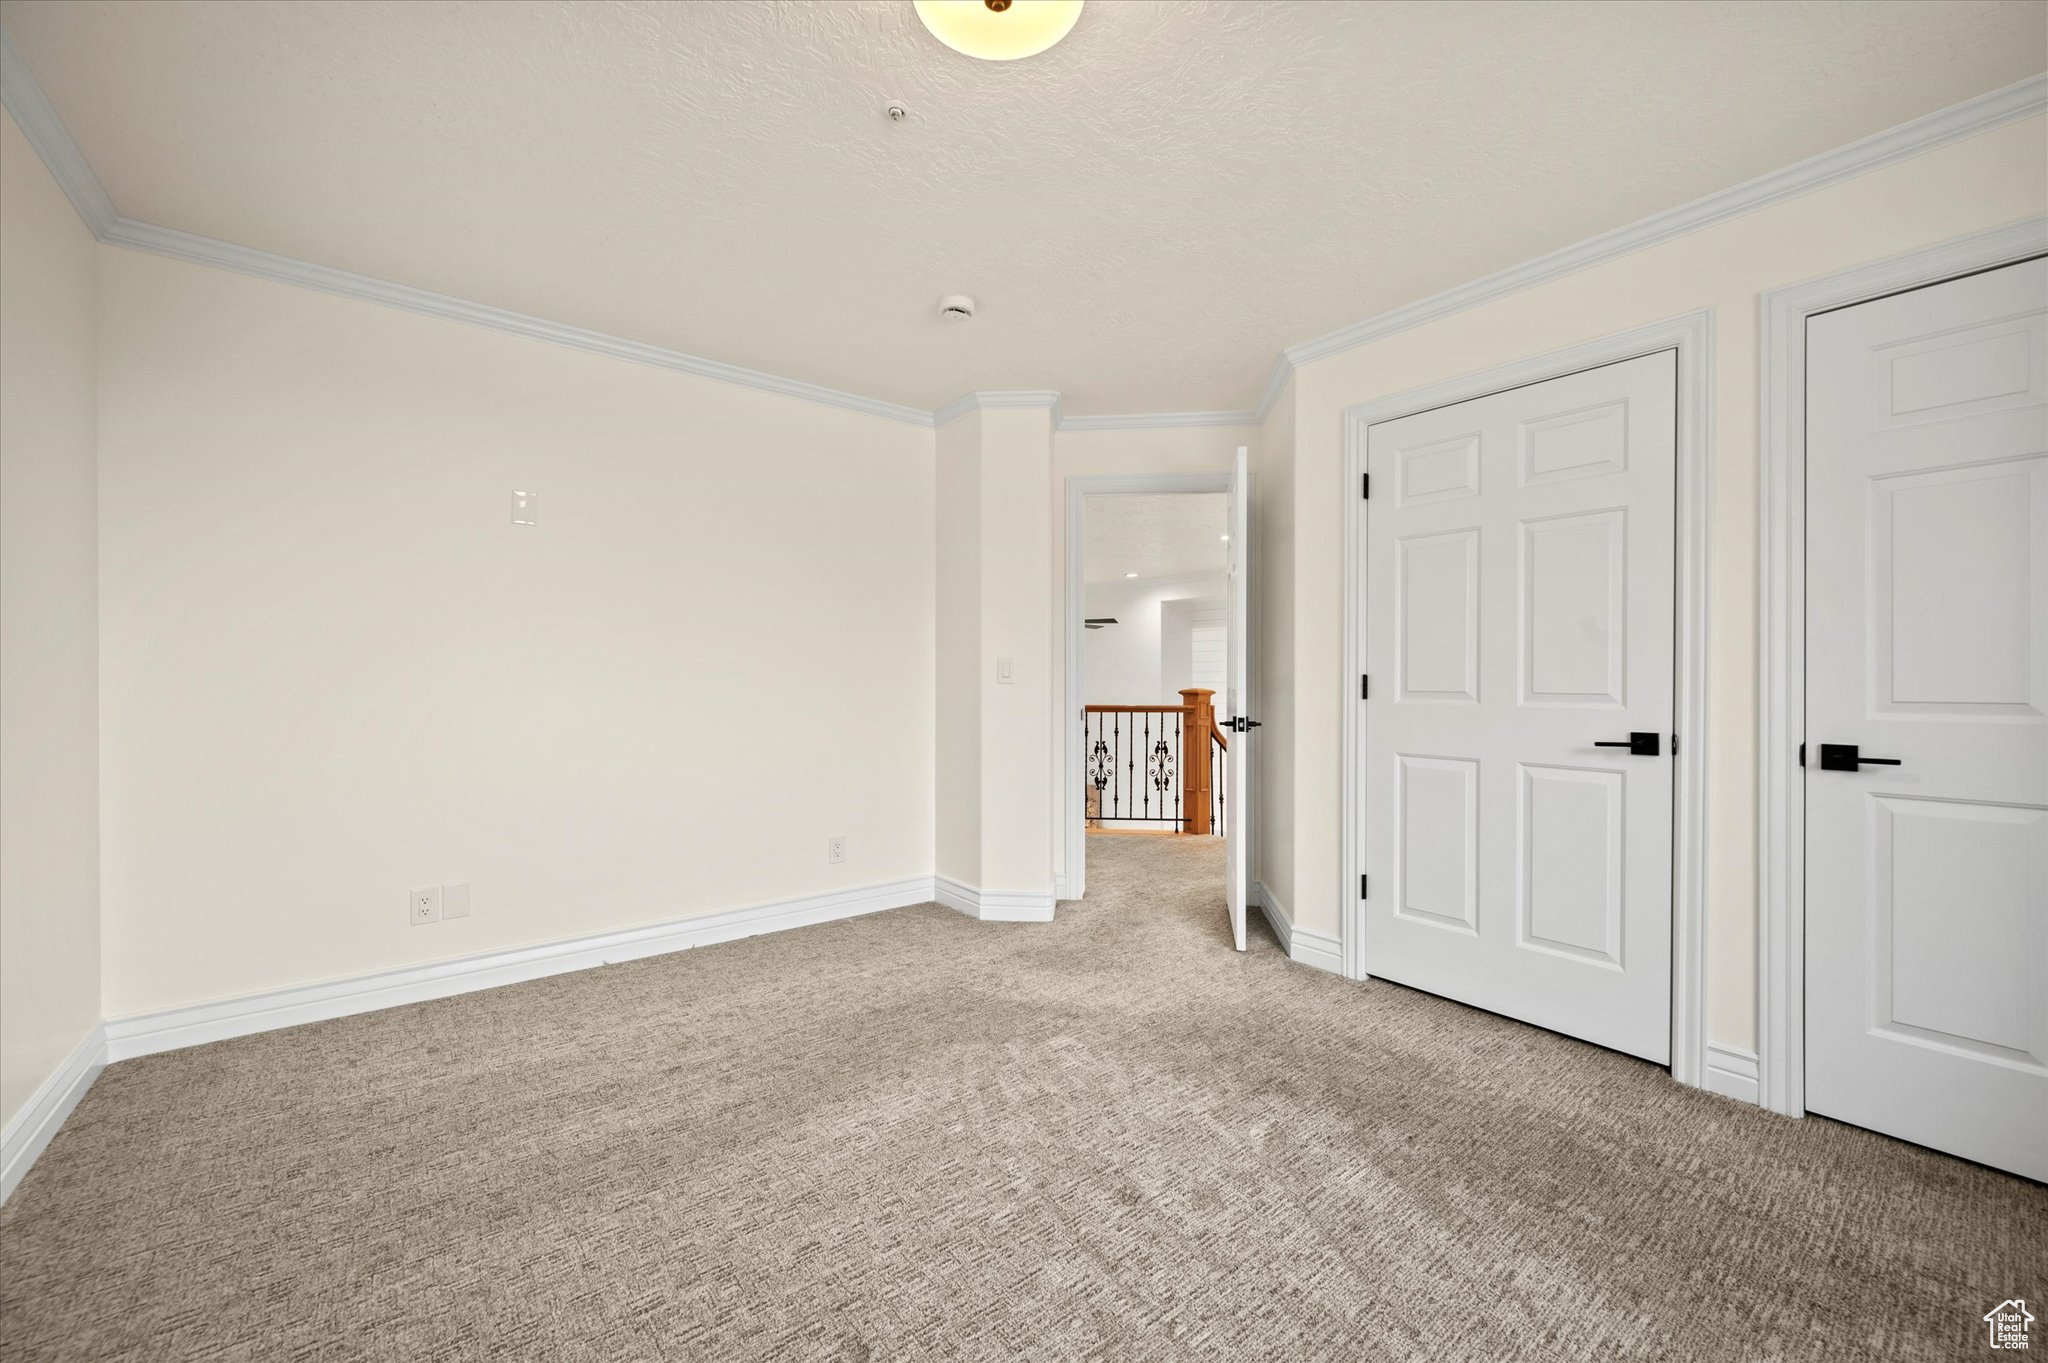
left=1804, top=257, right=2048, bottom=1180
left=1363, top=352, right=1677, bottom=1063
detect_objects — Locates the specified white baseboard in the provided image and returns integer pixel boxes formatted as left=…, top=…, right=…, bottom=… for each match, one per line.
left=1253, top=881, right=1343, bottom=975
left=2, top=1024, right=107, bottom=1204
left=935, top=876, right=1057, bottom=923
left=103, top=876, right=938, bottom=1062
left=1704, top=1043, right=1761, bottom=1106
left=1053, top=873, right=1070, bottom=902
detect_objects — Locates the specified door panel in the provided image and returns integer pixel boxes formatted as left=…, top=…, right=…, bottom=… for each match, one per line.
left=1519, top=763, right=1624, bottom=967
left=1877, top=460, right=2043, bottom=711
left=1397, top=754, right=1479, bottom=932
left=1521, top=509, right=1626, bottom=704
left=1399, top=530, right=1479, bottom=701
left=1804, top=255, right=2048, bottom=1181
left=1363, top=351, right=1677, bottom=1063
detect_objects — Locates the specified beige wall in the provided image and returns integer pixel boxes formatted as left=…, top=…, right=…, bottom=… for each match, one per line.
left=1051, top=426, right=1252, bottom=889
left=976, top=408, right=1057, bottom=894
left=1265, top=115, right=2048, bottom=1051
left=0, top=109, right=102, bottom=1129
left=935, top=404, right=1061, bottom=897
left=933, top=413, right=983, bottom=887
left=7, top=90, right=2040, bottom=1071
left=94, top=248, right=936, bottom=1017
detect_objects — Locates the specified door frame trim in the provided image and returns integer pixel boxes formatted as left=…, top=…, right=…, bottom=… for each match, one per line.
left=1756, top=216, right=2048, bottom=1118
left=1339, top=311, right=1714, bottom=1088
left=1063, top=472, right=1232, bottom=903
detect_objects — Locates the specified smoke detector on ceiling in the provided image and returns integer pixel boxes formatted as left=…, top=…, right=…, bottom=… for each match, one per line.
left=938, top=295, right=976, bottom=321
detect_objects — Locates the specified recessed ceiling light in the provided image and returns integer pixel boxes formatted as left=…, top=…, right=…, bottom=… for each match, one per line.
left=1125, top=572, right=1138, bottom=578
left=1220, top=534, right=1230, bottom=541
left=913, top=0, right=1084, bottom=62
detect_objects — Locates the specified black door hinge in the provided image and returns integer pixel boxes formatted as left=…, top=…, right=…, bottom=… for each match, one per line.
left=1798, top=743, right=1805, bottom=768
left=1361, top=472, right=1371, bottom=500
left=1360, top=874, right=1369, bottom=899
left=1361, top=673, right=1370, bottom=700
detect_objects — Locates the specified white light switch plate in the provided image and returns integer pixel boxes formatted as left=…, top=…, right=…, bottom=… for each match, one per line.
left=996, top=656, right=1014, bottom=684
left=511, top=490, right=538, bottom=525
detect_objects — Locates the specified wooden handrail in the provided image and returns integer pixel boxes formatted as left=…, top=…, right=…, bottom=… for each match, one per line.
left=1083, top=704, right=1191, bottom=714
left=1210, top=722, right=1228, bottom=751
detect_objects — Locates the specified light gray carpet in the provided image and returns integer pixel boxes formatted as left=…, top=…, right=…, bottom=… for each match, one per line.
left=2, top=835, right=2040, bottom=1361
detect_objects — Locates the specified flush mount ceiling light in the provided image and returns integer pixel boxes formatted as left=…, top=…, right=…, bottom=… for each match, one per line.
left=913, top=0, right=1083, bottom=61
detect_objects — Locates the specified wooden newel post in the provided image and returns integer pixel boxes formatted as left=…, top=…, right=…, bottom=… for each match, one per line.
left=1180, top=688, right=1215, bottom=835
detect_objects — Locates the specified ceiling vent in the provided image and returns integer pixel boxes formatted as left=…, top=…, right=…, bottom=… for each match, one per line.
left=938, top=295, right=976, bottom=321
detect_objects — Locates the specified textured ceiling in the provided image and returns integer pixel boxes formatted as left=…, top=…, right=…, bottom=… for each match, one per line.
left=3, top=0, right=2043, bottom=414
left=1084, top=494, right=1228, bottom=585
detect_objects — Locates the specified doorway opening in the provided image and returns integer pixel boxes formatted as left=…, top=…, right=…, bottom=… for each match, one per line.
left=1080, top=491, right=1232, bottom=843
left=1064, top=462, right=1253, bottom=949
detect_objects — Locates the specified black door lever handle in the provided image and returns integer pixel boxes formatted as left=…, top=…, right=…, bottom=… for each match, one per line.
left=1593, top=732, right=1660, bottom=756
left=1819, top=743, right=1902, bottom=771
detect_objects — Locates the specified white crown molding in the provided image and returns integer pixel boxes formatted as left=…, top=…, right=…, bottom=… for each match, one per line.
left=931, top=394, right=977, bottom=427
left=2, top=26, right=933, bottom=429
left=1058, top=410, right=1257, bottom=432
left=0, top=28, right=115, bottom=236
left=102, top=215, right=939, bottom=428
left=934, top=390, right=1064, bottom=427
left=1283, top=73, right=2048, bottom=373
left=5, top=24, right=2041, bottom=448
left=934, top=875, right=1056, bottom=921
left=1252, top=355, right=1296, bottom=424
left=1, top=1024, right=106, bottom=1204
left=103, top=875, right=938, bottom=1061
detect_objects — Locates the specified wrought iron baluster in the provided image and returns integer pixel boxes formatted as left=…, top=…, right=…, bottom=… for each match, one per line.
left=1204, top=736, right=1220, bottom=834
left=1086, top=711, right=1111, bottom=829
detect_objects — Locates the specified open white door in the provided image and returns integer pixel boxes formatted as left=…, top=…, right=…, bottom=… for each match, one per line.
left=1225, top=446, right=1253, bottom=951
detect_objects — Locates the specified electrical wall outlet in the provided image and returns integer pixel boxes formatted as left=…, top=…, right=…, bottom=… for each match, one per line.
left=409, top=885, right=442, bottom=925
left=827, top=836, right=846, bottom=865
left=442, top=882, right=471, bottom=919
